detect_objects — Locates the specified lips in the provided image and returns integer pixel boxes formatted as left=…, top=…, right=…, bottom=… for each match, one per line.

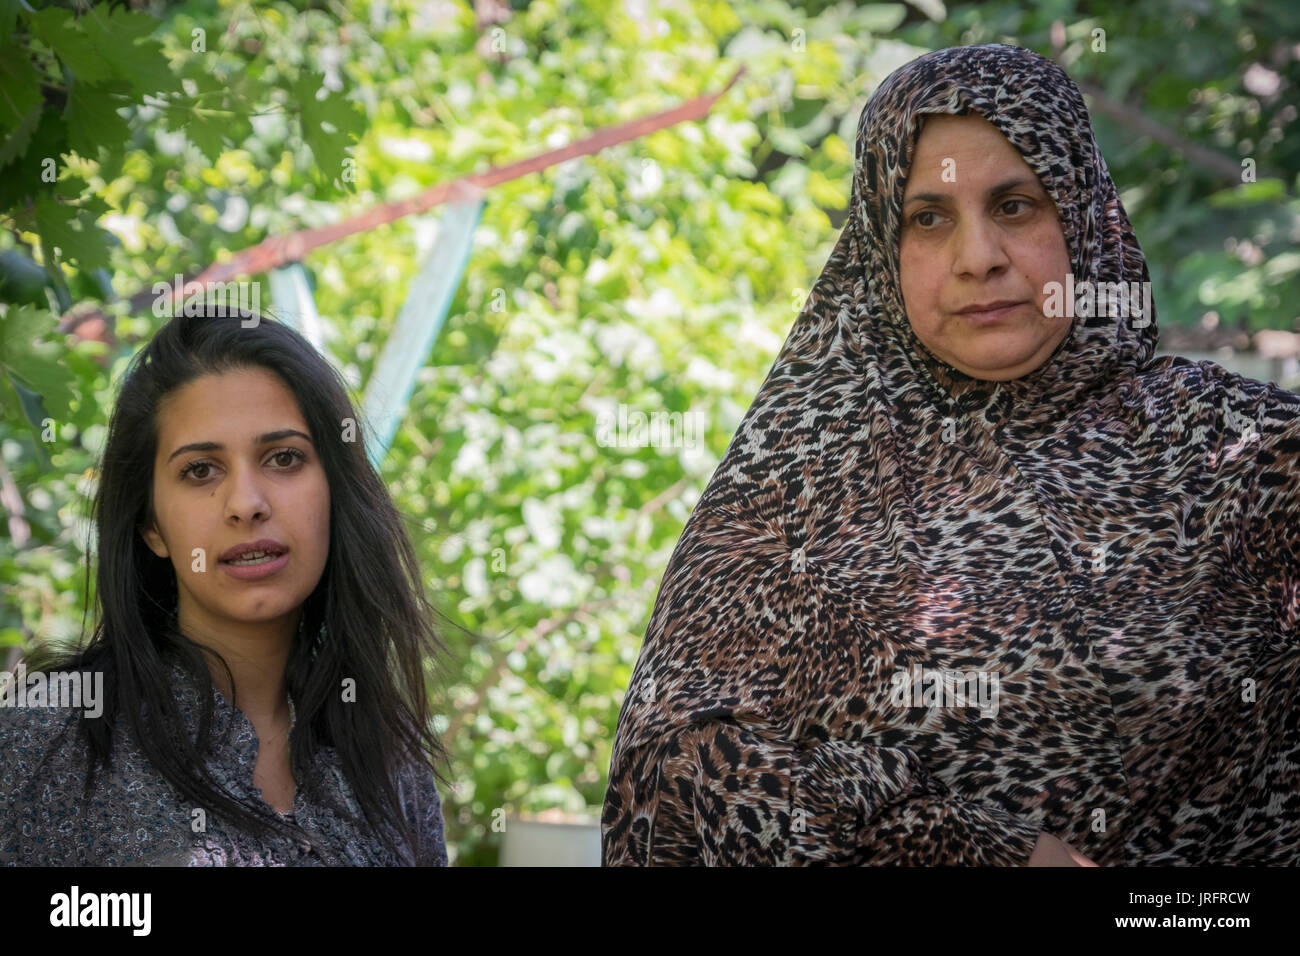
left=956, top=299, right=1026, bottom=314
left=219, top=539, right=289, bottom=562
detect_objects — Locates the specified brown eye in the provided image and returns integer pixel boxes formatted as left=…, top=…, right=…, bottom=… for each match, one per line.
left=272, top=449, right=307, bottom=468
left=179, top=461, right=212, bottom=481
left=1001, top=199, right=1032, bottom=216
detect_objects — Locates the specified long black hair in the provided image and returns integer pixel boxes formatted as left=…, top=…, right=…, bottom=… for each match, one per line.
left=33, top=304, right=453, bottom=862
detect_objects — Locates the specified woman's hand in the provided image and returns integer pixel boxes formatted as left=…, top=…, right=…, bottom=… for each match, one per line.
left=1026, top=831, right=1099, bottom=866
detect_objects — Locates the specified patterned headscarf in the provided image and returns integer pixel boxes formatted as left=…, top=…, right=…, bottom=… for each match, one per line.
left=602, top=44, right=1300, bottom=865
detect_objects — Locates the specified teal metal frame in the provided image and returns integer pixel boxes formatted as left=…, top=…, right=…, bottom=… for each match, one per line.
left=268, top=263, right=327, bottom=355
left=270, top=194, right=486, bottom=469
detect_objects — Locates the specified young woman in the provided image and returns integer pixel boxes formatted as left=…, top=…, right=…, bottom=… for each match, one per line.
left=1, top=306, right=452, bottom=865
left=602, top=43, right=1300, bottom=866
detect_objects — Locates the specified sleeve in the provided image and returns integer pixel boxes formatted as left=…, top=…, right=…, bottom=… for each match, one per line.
left=603, top=718, right=1041, bottom=866
left=398, top=761, right=449, bottom=867
left=0, top=716, right=18, bottom=865
left=0, top=707, right=85, bottom=866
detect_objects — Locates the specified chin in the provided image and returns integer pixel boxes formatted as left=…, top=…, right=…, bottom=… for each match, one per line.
left=950, top=343, right=1045, bottom=379
left=225, top=598, right=302, bottom=620
left=950, top=360, right=1034, bottom=381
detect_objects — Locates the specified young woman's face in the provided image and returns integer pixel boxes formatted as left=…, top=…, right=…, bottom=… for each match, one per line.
left=898, top=113, right=1074, bottom=381
left=141, top=367, right=330, bottom=639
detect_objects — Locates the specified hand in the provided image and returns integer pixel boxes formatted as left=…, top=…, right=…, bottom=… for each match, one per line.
left=1026, top=831, right=1099, bottom=867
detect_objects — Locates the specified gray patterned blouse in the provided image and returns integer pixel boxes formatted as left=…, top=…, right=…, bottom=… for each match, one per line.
left=0, top=661, right=447, bottom=866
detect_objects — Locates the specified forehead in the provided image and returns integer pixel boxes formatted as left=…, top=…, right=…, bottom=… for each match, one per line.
left=905, top=114, right=1036, bottom=187
left=156, top=368, right=307, bottom=441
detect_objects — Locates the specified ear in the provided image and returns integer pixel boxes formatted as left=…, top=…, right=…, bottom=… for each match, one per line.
left=140, top=520, right=170, bottom=559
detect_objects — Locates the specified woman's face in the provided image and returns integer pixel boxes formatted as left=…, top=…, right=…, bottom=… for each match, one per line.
left=898, top=113, right=1074, bottom=381
left=141, top=366, right=330, bottom=641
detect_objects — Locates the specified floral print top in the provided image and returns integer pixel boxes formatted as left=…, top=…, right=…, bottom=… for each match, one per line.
left=1, top=660, right=447, bottom=866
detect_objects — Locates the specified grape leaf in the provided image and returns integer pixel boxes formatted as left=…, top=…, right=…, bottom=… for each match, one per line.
left=0, top=109, right=66, bottom=211
left=0, top=42, right=42, bottom=127
left=25, top=8, right=114, bottom=84
left=79, top=7, right=180, bottom=97
left=0, top=305, right=79, bottom=427
left=294, top=71, right=364, bottom=189
left=33, top=194, right=111, bottom=274
left=0, top=0, right=18, bottom=46
left=65, top=82, right=131, bottom=159
left=183, top=106, right=229, bottom=164
left=7, top=355, right=77, bottom=424
left=0, top=105, right=41, bottom=167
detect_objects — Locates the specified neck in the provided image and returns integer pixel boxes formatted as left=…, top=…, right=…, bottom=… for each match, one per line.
left=175, top=594, right=297, bottom=727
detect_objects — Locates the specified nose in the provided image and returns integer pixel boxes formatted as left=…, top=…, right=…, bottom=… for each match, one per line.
left=950, top=211, right=1012, bottom=279
left=224, top=462, right=272, bottom=524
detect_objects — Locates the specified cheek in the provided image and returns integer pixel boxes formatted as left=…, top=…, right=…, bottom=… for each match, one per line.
left=309, top=473, right=331, bottom=541
left=1024, top=224, right=1072, bottom=283
left=897, top=243, right=928, bottom=306
left=899, top=240, right=941, bottom=293
left=151, top=485, right=183, bottom=540
left=898, top=241, right=915, bottom=287
left=898, top=242, right=943, bottom=331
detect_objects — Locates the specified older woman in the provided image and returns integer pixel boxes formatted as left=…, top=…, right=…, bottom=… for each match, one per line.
left=601, top=44, right=1299, bottom=866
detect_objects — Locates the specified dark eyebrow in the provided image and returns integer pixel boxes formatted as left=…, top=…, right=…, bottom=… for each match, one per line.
left=903, top=176, right=1042, bottom=207
left=167, top=429, right=314, bottom=463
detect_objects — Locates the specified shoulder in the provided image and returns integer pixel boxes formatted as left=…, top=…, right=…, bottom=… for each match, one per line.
left=0, top=703, right=87, bottom=784
left=394, top=759, right=449, bottom=866
left=1132, top=356, right=1300, bottom=454
left=1176, top=360, right=1300, bottom=456
left=1144, top=355, right=1300, bottom=414
left=0, top=705, right=96, bottom=866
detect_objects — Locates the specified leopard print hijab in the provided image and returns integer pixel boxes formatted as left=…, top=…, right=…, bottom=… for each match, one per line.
left=602, top=44, right=1300, bottom=865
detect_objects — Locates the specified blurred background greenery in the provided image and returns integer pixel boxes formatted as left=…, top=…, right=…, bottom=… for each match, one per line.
left=1, top=0, right=1297, bottom=865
